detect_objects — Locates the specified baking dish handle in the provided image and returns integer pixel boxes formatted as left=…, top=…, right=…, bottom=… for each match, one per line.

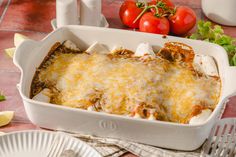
left=13, top=39, right=39, bottom=71
left=224, top=66, right=236, bottom=97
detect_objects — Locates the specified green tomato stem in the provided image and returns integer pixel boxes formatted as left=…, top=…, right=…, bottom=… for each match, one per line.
left=133, top=6, right=151, bottom=24
left=154, top=5, right=159, bottom=15
left=133, top=4, right=164, bottom=24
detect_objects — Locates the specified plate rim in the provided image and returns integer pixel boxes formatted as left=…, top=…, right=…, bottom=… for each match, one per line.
left=0, top=130, right=102, bottom=157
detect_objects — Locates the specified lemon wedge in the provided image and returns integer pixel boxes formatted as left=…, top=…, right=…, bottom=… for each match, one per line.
left=5, top=33, right=29, bottom=58
left=14, top=33, right=28, bottom=47
left=4, top=48, right=16, bottom=58
left=0, top=111, right=14, bottom=127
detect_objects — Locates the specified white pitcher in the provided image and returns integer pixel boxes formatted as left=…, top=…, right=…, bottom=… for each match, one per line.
left=202, top=0, right=236, bottom=26
left=56, top=0, right=102, bottom=27
left=80, top=0, right=102, bottom=26
left=56, top=0, right=79, bottom=27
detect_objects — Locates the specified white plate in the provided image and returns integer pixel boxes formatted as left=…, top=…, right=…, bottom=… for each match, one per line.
left=0, top=130, right=101, bottom=157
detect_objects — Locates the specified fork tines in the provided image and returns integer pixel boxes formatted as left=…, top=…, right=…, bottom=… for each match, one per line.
left=201, top=118, right=236, bottom=157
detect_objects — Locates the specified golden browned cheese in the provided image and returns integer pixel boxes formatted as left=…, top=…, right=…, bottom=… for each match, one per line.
left=32, top=44, right=221, bottom=123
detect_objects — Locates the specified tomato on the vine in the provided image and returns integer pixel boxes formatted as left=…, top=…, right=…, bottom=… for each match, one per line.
left=169, top=6, right=197, bottom=35
left=119, top=1, right=144, bottom=29
left=139, top=12, right=170, bottom=35
left=149, top=0, right=174, bottom=14
left=119, top=0, right=197, bottom=36
left=151, top=0, right=174, bottom=8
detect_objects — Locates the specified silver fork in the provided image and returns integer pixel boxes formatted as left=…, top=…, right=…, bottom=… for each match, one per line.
left=201, top=118, right=236, bottom=157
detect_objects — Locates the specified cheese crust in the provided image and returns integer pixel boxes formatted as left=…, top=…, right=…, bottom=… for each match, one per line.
left=30, top=42, right=221, bottom=123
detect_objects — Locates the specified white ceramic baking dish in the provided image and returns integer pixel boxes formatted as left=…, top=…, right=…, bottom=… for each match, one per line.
left=13, top=26, right=236, bottom=151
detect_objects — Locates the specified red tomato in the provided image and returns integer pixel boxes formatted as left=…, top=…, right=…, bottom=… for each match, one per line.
left=169, top=6, right=197, bottom=35
left=119, top=1, right=143, bottom=29
left=139, top=12, right=170, bottom=35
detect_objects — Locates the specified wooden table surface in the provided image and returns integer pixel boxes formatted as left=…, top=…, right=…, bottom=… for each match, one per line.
left=0, top=0, right=236, bottom=157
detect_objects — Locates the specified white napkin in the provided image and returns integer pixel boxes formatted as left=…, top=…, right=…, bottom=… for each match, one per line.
left=71, top=133, right=201, bottom=157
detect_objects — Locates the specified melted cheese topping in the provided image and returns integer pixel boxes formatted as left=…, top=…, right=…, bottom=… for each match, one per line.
left=37, top=51, right=221, bottom=123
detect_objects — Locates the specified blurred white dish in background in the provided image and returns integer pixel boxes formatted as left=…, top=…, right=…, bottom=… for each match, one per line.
left=51, top=14, right=109, bottom=30
left=201, top=0, right=236, bottom=26
left=56, top=0, right=79, bottom=28
left=80, top=0, right=101, bottom=26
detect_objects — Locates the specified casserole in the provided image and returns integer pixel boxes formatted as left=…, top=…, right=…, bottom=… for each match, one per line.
left=13, top=26, right=236, bottom=150
left=30, top=40, right=221, bottom=124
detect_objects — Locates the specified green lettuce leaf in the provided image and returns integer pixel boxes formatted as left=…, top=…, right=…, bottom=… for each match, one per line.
left=189, top=20, right=236, bottom=66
